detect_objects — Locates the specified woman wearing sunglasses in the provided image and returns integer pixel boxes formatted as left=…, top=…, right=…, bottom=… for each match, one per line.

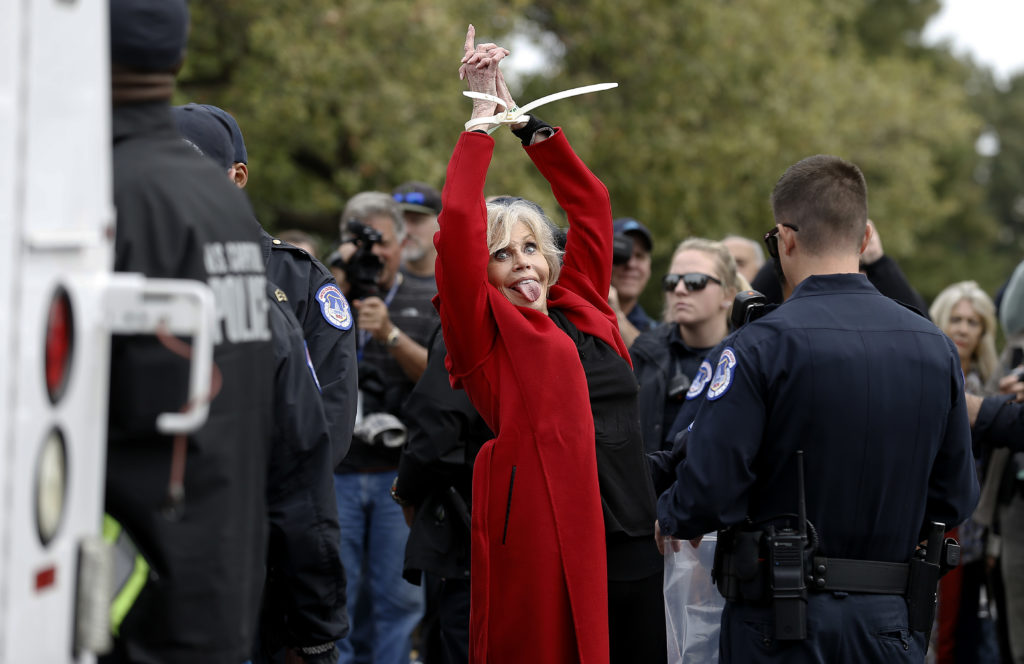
left=631, top=238, right=742, bottom=454
left=433, top=26, right=663, bottom=664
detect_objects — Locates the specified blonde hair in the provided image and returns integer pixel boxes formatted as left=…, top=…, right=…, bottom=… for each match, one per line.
left=930, top=280, right=998, bottom=383
left=671, top=238, right=743, bottom=294
left=486, top=197, right=562, bottom=285
left=663, top=238, right=742, bottom=323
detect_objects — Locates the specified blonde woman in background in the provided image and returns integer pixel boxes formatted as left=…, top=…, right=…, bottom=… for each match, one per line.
left=931, top=281, right=999, bottom=393
left=930, top=280, right=1003, bottom=663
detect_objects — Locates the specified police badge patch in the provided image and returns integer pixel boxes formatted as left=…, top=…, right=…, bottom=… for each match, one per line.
left=315, top=283, right=353, bottom=330
left=686, top=360, right=713, bottom=400
left=707, top=347, right=737, bottom=401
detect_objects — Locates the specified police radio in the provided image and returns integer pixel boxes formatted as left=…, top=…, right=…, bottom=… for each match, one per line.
left=731, top=289, right=768, bottom=329
left=763, top=449, right=810, bottom=640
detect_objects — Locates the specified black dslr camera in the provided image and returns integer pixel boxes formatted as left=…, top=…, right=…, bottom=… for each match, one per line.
left=612, top=233, right=634, bottom=266
left=342, top=219, right=384, bottom=300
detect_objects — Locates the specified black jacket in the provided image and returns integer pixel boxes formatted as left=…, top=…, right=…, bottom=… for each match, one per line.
left=106, top=101, right=273, bottom=664
left=258, top=284, right=347, bottom=663
left=261, top=231, right=358, bottom=467
left=630, top=322, right=716, bottom=453
left=975, top=394, right=1024, bottom=450
left=396, top=329, right=491, bottom=583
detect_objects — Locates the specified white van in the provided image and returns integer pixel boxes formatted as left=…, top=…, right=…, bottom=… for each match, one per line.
left=0, top=2, right=214, bottom=660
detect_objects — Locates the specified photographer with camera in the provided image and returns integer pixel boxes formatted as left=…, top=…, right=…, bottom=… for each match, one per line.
left=655, top=155, right=979, bottom=663
left=331, top=191, right=438, bottom=664
left=607, top=217, right=657, bottom=347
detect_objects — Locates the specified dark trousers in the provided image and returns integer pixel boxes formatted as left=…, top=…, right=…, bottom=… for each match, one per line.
left=436, top=577, right=471, bottom=664
left=721, top=593, right=928, bottom=663
left=609, top=569, right=667, bottom=664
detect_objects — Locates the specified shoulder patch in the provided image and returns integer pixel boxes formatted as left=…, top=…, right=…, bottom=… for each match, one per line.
left=686, top=360, right=713, bottom=400
left=315, top=283, right=353, bottom=330
left=707, top=347, right=737, bottom=401
left=274, top=288, right=288, bottom=302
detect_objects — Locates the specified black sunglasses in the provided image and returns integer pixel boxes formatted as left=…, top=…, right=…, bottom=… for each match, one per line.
left=662, top=272, right=723, bottom=293
left=763, top=223, right=800, bottom=260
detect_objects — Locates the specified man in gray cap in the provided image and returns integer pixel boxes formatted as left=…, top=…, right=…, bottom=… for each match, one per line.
left=105, top=2, right=276, bottom=662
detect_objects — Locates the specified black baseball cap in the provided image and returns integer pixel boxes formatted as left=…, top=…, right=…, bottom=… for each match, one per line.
left=393, top=182, right=442, bottom=216
left=613, top=217, right=653, bottom=251
left=171, top=105, right=234, bottom=170
left=109, top=0, right=189, bottom=72
left=195, top=104, right=248, bottom=165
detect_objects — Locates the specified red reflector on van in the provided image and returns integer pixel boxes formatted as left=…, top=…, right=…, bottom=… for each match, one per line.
left=45, top=288, right=74, bottom=404
left=35, top=566, right=56, bottom=591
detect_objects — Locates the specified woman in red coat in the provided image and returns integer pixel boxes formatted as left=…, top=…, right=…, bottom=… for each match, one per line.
left=433, top=27, right=663, bottom=664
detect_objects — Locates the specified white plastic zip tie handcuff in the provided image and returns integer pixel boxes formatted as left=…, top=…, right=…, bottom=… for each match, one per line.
left=464, top=82, right=618, bottom=134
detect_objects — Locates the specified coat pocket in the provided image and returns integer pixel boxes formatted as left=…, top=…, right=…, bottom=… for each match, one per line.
left=501, top=465, right=516, bottom=545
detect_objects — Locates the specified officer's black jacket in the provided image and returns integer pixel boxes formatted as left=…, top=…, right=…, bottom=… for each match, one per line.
left=396, top=329, right=491, bottom=583
left=106, top=101, right=273, bottom=664
left=658, top=273, right=979, bottom=563
left=974, top=394, right=1024, bottom=450
left=259, top=284, right=347, bottom=660
left=261, top=231, right=358, bottom=467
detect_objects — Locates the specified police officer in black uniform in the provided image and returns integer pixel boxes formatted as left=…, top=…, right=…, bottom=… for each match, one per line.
left=170, top=102, right=349, bottom=663
left=261, top=284, right=348, bottom=664
left=105, top=1, right=275, bottom=661
left=656, top=154, right=980, bottom=663
left=173, top=102, right=359, bottom=468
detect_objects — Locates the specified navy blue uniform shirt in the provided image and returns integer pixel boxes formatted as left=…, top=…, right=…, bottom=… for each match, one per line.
left=261, top=230, right=358, bottom=467
left=261, top=285, right=347, bottom=656
left=658, top=273, right=979, bottom=563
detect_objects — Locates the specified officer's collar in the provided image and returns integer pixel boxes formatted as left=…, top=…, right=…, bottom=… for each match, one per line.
left=788, top=272, right=874, bottom=299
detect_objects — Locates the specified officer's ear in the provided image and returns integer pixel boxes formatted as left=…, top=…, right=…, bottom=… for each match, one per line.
left=779, top=224, right=798, bottom=256
left=230, top=162, right=248, bottom=189
left=858, top=222, right=873, bottom=256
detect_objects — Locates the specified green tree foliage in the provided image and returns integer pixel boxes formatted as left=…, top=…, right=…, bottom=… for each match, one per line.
left=976, top=73, right=1024, bottom=255
left=179, top=0, right=1010, bottom=304
left=180, top=0, right=479, bottom=241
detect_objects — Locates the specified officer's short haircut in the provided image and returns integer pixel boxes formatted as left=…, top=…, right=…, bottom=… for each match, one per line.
left=340, top=191, right=405, bottom=242
left=770, top=154, right=867, bottom=255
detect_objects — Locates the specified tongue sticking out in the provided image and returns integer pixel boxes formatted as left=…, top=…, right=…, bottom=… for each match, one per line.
left=513, top=279, right=542, bottom=302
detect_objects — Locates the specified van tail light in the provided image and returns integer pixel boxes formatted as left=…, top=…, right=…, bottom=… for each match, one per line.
left=45, top=287, right=74, bottom=403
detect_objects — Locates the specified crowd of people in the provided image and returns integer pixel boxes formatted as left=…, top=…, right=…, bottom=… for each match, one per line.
left=102, top=2, right=1024, bottom=664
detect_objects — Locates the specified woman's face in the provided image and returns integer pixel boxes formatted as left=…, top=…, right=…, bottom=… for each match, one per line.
left=666, top=249, right=730, bottom=328
left=945, top=298, right=984, bottom=367
left=487, top=221, right=550, bottom=313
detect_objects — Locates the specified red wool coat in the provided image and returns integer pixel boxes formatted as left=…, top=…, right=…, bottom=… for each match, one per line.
left=435, top=129, right=628, bottom=664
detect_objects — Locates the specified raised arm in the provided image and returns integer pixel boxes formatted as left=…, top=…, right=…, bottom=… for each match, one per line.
left=435, top=133, right=497, bottom=376
left=525, top=133, right=615, bottom=311
left=433, top=26, right=509, bottom=377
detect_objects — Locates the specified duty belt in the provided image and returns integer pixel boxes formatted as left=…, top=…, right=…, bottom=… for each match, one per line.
left=807, top=556, right=908, bottom=594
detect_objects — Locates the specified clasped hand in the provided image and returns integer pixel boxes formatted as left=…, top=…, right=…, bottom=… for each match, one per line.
left=459, top=24, right=519, bottom=126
